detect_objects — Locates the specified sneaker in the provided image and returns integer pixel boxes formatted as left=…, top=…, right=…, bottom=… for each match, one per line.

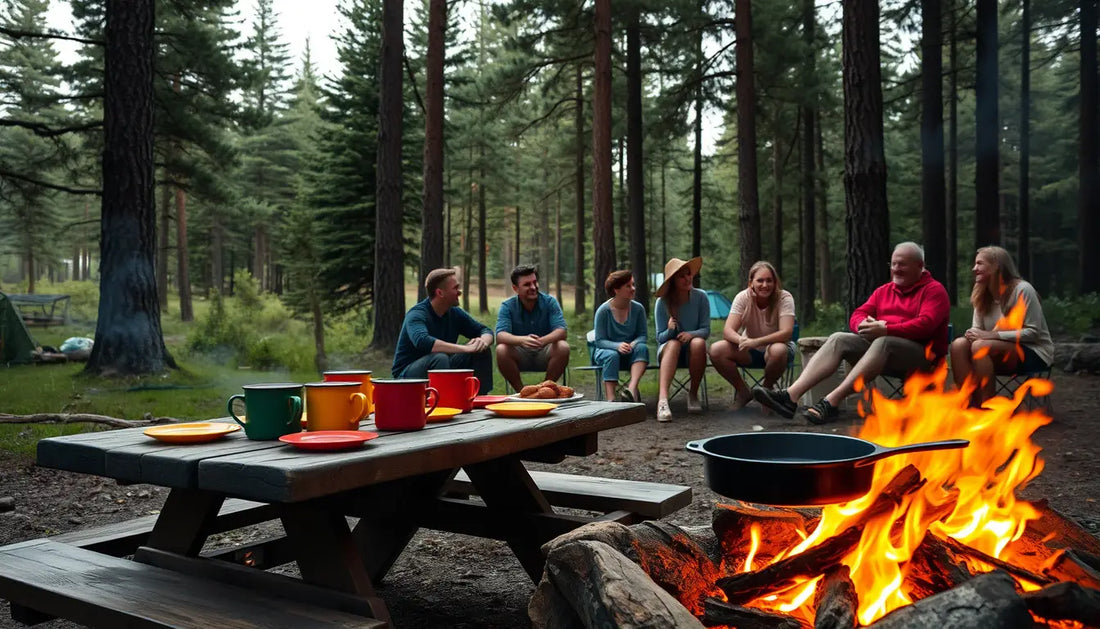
left=687, top=392, right=702, bottom=414
left=752, top=387, right=798, bottom=419
left=656, top=399, right=672, bottom=422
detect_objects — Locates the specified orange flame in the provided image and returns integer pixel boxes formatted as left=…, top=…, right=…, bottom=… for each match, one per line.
left=747, top=364, right=1053, bottom=624
left=995, top=294, right=1028, bottom=362
left=742, top=523, right=761, bottom=573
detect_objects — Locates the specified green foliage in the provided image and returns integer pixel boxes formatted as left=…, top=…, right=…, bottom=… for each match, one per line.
left=1041, top=294, right=1100, bottom=337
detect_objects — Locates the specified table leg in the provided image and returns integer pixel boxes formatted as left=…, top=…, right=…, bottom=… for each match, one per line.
left=280, top=502, right=391, bottom=624
left=463, top=457, right=554, bottom=582
left=146, top=488, right=225, bottom=555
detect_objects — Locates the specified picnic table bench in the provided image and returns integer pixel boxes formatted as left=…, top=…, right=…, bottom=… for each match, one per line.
left=6, top=293, right=70, bottom=327
left=0, top=401, right=686, bottom=627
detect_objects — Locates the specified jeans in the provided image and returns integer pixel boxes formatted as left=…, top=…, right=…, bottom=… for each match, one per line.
left=591, top=344, right=649, bottom=382
left=400, top=351, right=494, bottom=394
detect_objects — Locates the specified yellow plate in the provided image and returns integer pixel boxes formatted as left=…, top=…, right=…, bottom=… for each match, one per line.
left=427, top=407, right=463, bottom=423
left=485, top=402, right=557, bottom=418
left=144, top=423, right=241, bottom=444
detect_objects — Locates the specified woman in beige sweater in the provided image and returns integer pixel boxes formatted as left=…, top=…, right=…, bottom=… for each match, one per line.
left=950, top=246, right=1054, bottom=405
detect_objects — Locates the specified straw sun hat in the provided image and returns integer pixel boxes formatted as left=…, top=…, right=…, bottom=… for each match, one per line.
left=655, top=257, right=702, bottom=298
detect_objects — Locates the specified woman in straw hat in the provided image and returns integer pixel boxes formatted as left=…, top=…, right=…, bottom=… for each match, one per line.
left=708, top=261, right=796, bottom=409
left=653, top=257, right=709, bottom=422
left=592, top=270, right=649, bottom=403
left=949, top=245, right=1052, bottom=405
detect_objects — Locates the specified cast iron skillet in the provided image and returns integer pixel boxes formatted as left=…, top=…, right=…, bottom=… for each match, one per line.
left=685, top=432, right=969, bottom=506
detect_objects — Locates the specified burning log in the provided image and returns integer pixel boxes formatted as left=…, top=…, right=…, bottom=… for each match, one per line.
left=544, top=540, right=705, bottom=629
left=1043, top=548, right=1100, bottom=590
left=527, top=578, right=584, bottom=629
left=712, top=501, right=809, bottom=564
left=1022, top=581, right=1100, bottom=626
left=631, top=521, right=723, bottom=615
left=540, top=520, right=640, bottom=560
left=850, top=465, right=924, bottom=528
left=717, top=525, right=864, bottom=605
left=1021, top=499, right=1100, bottom=556
left=813, top=566, right=857, bottom=629
left=701, top=598, right=807, bottom=629
left=935, top=534, right=1052, bottom=587
left=906, top=532, right=974, bottom=601
left=868, top=570, right=1032, bottom=629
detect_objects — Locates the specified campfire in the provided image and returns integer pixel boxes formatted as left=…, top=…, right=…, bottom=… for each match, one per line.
left=532, top=365, right=1100, bottom=628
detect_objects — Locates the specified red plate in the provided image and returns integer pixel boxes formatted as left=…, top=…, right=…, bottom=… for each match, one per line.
left=473, top=395, right=511, bottom=408
left=279, top=430, right=379, bottom=451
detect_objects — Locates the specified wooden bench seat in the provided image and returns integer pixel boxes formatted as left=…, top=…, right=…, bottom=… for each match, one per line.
left=53, top=498, right=278, bottom=557
left=446, top=469, right=691, bottom=520
left=0, top=539, right=385, bottom=628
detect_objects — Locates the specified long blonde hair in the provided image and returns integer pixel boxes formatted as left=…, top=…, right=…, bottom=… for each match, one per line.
left=747, top=261, right=783, bottom=323
left=970, top=246, right=1021, bottom=317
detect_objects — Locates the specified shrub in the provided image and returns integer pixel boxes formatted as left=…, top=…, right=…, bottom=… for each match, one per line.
left=1042, top=293, right=1100, bottom=337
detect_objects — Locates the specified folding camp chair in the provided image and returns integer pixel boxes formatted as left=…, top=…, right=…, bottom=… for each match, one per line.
left=873, top=324, right=954, bottom=399
left=573, top=330, right=708, bottom=406
left=995, top=365, right=1054, bottom=412
left=737, top=323, right=800, bottom=391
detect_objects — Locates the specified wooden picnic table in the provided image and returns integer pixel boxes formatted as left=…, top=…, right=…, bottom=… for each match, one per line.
left=7, top=400, right=664, bottom=627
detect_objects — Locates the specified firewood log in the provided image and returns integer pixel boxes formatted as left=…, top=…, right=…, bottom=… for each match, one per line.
left=701, top=598, right=807, bottom=629
left=528, top=577, right=584, bottom=629
left=868, top=570, right=1032, bottom=629
left=813, top=566, right=857, bottom=629
left=1022, top=581, right=1100, bottom=626
left=906, top=532, right=974, bottom=601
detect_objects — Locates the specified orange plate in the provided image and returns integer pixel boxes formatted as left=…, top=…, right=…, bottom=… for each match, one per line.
left=485, top=402, right=557, bottom=418
left=144, top=423, right=240, bottom=444
left=427, top=407, right=462, bottom=423
left=506, top=393, right=584, bottom=403
left=472, top=395, right=511, bottom=408
left=279, top=430, right=379, bottom=451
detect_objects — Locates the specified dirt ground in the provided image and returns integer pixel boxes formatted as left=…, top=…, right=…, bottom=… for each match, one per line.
left=1, top=371, right=1097, bottom=628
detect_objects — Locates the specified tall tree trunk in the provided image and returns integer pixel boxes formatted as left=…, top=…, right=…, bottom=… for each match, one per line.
left=661, top=161, right=667, bottom=264
left=26, top=253, right=35, bottom=294
left=515, top=205, right=521, bottom=268
left=574, top=63, right=586, bottom=314
left=311, top=290, right=327, bottom=373
left=211, top=219, right=224, bottom=296
left=420, top=0, right=446, bottom=298
left=1018, top=0, right=1031, bottom=277
left=799, top=0, right=816, bottom=323
left=947, top=0, right=959, bottom=303
left=157, top=177, right=169, bottom=308
left=1080, top=0, right=1100, bottom=292
left=370, top=0, right=405, bottom=352
left=464, top=163, right=473, bottom=311
left=592, top=0, right=615, bottom=303
left=626, top=6, right=649, bottom=308
left=772, top=131, right=784, bottom=275
left=86, top=0, right=174, bottom=375
left=921, top=0, right=947, bottom=279
left=617, top=138, right=627, bottom=267
left=842, top=0, right=891, bottom=313
left=478, top=162, right=488, bottom=313
left=735, top=0, right=761, bottom=283
left=445, top=167, right=452, bottom=267
left=175, top=187, right=192, bottom=321
left=556, top=188, right=563, bottom=303
left=540, top=167, right=551, bottom=277
left=974, top=0, right=1000, bottom=247
left=692, top=85, right=703, bottom=275
left=815, top=110, right=832, bottom=305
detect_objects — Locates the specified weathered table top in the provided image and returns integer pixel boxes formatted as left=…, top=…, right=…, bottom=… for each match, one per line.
left=38, top=401, right=646, bottom=503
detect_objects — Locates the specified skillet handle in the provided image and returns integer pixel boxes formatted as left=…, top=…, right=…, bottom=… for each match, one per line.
left=855, top=438, right=970, bottom=467
left=685, top=441, right=705, bottom=454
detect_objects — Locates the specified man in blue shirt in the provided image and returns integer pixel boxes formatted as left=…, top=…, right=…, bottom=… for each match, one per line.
left=392, top=268, right=494, bottom=393
left=495, top=264, right=570, bottom=392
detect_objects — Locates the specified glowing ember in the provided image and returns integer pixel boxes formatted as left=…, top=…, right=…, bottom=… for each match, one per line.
left=742, top=364, right=1053, bottom=625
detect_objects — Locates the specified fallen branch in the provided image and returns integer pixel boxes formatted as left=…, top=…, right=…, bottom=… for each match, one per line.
left=0, top=413, right=178, bottom=428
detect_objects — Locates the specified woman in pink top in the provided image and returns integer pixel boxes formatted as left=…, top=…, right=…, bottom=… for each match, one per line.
left=709, top=261, right=796, bottom=409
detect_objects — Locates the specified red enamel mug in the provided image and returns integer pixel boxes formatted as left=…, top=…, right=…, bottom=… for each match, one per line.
left=427, top=369, right=480, bottom=413
left=372, top=379, right=439, bottom=431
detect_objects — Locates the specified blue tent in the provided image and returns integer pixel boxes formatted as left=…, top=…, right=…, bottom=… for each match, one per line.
left=705, top=290, right=733, bottom=320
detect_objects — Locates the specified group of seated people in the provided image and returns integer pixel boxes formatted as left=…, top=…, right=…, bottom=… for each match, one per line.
left=391, top=241, right=1054, bottom=424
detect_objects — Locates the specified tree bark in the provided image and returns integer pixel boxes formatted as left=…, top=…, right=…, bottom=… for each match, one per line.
left=420, top=0, right=446, bottom=298
left=574, top=63, right=587, bottom=314
left=921, top=0, right=946, bottom=282
left=478, top=161, right=488, bottom=313
left=692, top=82, right=703, bottom=273
left=736, top=0, right=761, bottom=283
left=173, top=73, right=192, bottom=323
left=773, top=129, right=784, bottom=275
left=799, top=0, right=816, bottom=323
left=842, top=0, right=891, bottom=313
left=815, top=110, right=832, bottom=304
left=626, top=8, right=649, bottom=308
left=86, top=0, right=174, bottom=375
left=370, top=0, right=405, bottom=353
left=947, top=0, right=959, bottom=303
left=1080, top=0, right=1100, bottom=293
left=592, top=0, right=615, bottom=303
left=556, top=188, right=563, bottom=303
left=974, top=0, right=1000, bottom=247
left=157, top=176, right=169, bottom=308
left=1018, top=0, right=1031, bottom=277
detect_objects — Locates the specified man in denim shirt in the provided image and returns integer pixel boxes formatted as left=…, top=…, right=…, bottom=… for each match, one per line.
left=392, top=268, right=494, bottom=394
left=495, top=265, right=570, bottom=391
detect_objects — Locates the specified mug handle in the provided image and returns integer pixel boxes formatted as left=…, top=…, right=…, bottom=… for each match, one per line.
left=424, top=387, right=440, bottom=415
left=349, top=393, right=367, bottom=426
left=228, top=394, right=247, bottom=428
left=465, top=377, right=480, bottom=402
left=286, top=395, right=303, bottom=428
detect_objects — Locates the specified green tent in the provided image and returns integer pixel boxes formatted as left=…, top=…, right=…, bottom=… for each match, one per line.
left=1, top=291, right=36, bottom=366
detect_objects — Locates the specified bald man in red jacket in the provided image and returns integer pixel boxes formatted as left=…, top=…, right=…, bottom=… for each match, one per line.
left=754, top=242, right=950, bottom=424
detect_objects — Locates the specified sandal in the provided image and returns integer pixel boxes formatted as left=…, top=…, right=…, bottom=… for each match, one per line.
left=801, top=399, right=839, bottom=425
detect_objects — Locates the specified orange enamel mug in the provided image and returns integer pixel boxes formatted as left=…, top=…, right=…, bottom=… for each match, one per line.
left=303, top=382, right=367, bottom=432
left=323, top=370, right=373, bottom=418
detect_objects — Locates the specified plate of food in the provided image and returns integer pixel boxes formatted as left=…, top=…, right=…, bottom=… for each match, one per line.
left=508, top=381, right=582, bottom=403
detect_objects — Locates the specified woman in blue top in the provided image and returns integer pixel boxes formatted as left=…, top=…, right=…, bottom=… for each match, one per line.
left=592, top=270, right=649, bottom=404
left=653, top=257, right=710, bottom=422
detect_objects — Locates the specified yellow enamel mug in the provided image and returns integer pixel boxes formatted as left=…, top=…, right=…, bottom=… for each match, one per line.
left=303, top=382, right=367, bottom=431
